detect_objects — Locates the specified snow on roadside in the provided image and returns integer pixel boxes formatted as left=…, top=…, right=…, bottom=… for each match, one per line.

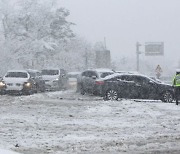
left=0, top=149, right=20, bottom=154
left=1, top=91, right=180, bottom=153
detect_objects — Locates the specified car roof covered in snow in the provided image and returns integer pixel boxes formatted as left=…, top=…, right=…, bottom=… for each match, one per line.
left=26, top=69, right=40, bottom=73
left=83, top=68, right=114, bottom=73
left=94, top=68, right=115, bottom=73
left=101, top=72, right=158, bottom=81
left=7, top=70, right=28, bottom=73
left=42, top=68, right=61, bottom=70
left=115, top=70, right=139, bottom=74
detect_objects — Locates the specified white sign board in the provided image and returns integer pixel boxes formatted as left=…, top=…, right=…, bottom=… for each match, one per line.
left=145, top=42, right=164, bottom=56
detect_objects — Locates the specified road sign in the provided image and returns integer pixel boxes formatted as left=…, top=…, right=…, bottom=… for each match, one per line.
left=145, top=42, right=164, bottom=56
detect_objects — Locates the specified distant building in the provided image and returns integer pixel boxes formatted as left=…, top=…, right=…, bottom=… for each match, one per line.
left=96, top=50, right=111, bottom=68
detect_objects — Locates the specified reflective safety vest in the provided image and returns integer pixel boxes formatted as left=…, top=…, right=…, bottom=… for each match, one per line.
left=173, top=74, right=180, bottom=87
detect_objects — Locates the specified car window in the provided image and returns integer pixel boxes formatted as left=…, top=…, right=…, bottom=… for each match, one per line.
left=100, top=72, right=114, bottom=78
left=117, top=75, right=136, bottom=84
left=133, top=76, right=150, bottom=84
left=5, top=72, right=28, bottom=78
left=28, top=72, right=36, bottom=78
left=81, top=71, right=88, bottom=77
left=118, top=75, right=131, bottom=81
left=82, top=71, right=98, bottom=78
left=41, top=70, right=59, bottom=75
left=87, top=71, right=98, bottom=78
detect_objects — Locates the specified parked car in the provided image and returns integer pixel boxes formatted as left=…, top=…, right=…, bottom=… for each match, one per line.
left=41, top=68, right=68, bottom=91
left=0, top=70, right=36, bottom=95
left=27, top=69, right=46, bottom=92
left=95, top=73, right=174, bottom=103
left=79, top=68, right=115, bottom=95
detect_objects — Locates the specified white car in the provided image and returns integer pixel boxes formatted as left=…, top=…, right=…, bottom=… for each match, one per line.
left=41, top=69, right=68, bottom=91
left=0, top=70, right=36, bottom=95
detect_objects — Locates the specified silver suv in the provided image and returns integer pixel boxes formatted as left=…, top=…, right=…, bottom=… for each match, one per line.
left=78, top=68, right=115, bottom=95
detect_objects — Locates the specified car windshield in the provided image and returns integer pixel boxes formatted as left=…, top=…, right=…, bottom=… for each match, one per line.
left=5, top=72, right=28, bottom=78
left=41, top=70, right=59, bottom=75
left=28, top=72, right=36, bottom=78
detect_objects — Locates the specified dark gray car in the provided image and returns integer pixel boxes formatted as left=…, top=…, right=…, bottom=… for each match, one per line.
left=96, top=73, right=174, bottom=103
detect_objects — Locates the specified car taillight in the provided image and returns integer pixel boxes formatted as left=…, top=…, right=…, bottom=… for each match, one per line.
left=95, top=81, right=104, bottom=85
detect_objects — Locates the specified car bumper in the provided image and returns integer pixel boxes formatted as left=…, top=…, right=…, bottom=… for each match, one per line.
left=44, top=81, right=59, bottom=90
left=3, top=84, right=33, bottom=94
left=93, top=85, right=103, bottom=96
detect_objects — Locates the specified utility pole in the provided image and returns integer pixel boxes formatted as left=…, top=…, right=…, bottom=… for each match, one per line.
left=136, top=42, right=141, bottom=72
left=85, top=48, right=88, bottom=69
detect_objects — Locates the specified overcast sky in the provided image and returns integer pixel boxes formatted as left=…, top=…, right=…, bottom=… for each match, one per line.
left=59, top=0, right=180, bottom=65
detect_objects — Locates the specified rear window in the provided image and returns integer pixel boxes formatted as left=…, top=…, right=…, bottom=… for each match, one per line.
left=41, top=70, right=59, bottom=75
left=5, top=72, right=28, bottom=78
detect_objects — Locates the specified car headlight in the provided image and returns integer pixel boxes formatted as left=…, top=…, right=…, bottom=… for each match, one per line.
left=53, top=78, right=59, bottom=82
left=0, top=81, right=6, bottom=87
left=24, top=82, right=31, bottom=87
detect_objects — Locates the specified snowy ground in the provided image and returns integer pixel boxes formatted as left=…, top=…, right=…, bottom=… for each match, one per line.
left=0, top=90, right=180, bottom=154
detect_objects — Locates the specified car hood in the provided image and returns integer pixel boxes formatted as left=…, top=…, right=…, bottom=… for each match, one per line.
left=42, top=75, right=59, bottom=81
left=3, top=77, right=29, bottom=84
left=159, top=82, right=172, bottom=87
left=158, top=82, right=173, bottom=90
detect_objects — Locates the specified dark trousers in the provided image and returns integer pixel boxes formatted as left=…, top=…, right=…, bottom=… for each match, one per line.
left=174, top=86, right=180, bottom=105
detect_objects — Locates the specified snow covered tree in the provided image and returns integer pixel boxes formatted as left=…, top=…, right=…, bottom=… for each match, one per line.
left=0, top=0, right=97, bottom=74
left=0, top=0, right=75, bottom=70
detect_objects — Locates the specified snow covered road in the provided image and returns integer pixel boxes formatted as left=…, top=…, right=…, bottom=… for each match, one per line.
left=0, top=90, right=180, bottom=154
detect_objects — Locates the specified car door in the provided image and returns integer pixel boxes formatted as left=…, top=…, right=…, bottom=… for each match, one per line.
left=132, top=75, right=158, bottom=99
left=116, top=75, right=137, bottom=99
left=86, top=71, right=98, bottom=92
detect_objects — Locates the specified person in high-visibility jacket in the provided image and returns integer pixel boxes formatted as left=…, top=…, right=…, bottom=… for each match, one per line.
left=173, top=70, right=180, bottom=105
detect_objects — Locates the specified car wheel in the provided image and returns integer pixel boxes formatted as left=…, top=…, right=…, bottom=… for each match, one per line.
left=106, top=89, right=118, bottom=100
left=162, top=91, right=173, bottom=103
